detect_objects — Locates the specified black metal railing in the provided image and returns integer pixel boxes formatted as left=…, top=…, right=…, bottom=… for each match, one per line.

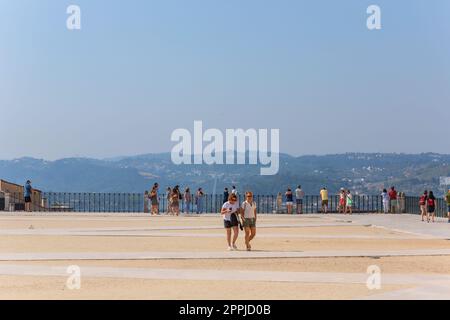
left=0, top=192, right=46, bottom=212
left=404, top=196, right=448, bottom=218
left=43, top=192, right=144, bottom=212
left=0, top=192, right=447, bottom=217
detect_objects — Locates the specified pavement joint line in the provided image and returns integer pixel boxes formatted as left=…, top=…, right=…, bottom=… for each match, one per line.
left=357, top=284, right=450, bottom=300
left=1, top=249, right=450, bottom=262
left=1, top=264, right=450, bottom=288
left=87, top=222, right=371, bottom=231
left=368, top=225, right=441, bottom=240
left=0, top=230, right=428, bottom=239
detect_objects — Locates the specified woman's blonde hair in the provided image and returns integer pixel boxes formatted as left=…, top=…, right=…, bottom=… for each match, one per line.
left=228, top=194, right=237, bottom=201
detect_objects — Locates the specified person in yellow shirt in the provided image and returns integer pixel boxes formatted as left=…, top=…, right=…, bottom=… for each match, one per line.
left=320, top=187, right=329, bottom=213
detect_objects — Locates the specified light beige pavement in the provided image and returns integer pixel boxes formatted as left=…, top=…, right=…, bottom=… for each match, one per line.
left=0, top=213, right=448, bottom=299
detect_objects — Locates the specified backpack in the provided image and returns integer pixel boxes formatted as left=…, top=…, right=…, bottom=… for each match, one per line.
left=419, top=195, right=426, bottom=206
left=427, top=197, right=435, bottom=207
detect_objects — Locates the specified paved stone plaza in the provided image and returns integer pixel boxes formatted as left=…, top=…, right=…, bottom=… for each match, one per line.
left=0, top=213, right=449, bottom=299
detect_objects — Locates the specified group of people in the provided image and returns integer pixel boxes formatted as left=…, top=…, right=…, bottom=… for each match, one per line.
left=149, top=184, right=243, bottom=216
left=275, top=186, right=354, bottom=214
left=222, top=186, right=238, bottom=204
left=147, top=183, right=206, bottom=215
left=418, top=189, right=450, bottom=223
left=381, top=186, right=405, bottom=214
left=221, top=191, right=257, bottom=251
left=338, top=188, right=354, bottom=214
left=149, top=182, right=450, bottom=225
left=148, top=183, right=257, bottom=251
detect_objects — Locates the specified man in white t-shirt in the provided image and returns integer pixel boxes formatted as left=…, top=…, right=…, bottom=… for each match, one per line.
left=221, top=193, right=240, bottom=251
left=241, top=191, right=257, bottom=251
left=295, top=185, right=304, bottom=214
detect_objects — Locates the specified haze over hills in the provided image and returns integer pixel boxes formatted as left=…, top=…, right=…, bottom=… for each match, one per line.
left=1, top=153, right=449, bottom=196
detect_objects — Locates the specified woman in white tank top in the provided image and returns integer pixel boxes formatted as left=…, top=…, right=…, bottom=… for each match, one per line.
left=241, top=191, right=257, bottom=251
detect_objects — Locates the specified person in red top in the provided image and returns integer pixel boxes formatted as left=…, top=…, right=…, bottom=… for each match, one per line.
left=388, top=186, right=398, bottom=213
left=419, top=191, right=428, bottom=222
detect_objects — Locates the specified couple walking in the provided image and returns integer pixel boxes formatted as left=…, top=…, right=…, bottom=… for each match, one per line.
left=221, top=191, right=257, bottom=251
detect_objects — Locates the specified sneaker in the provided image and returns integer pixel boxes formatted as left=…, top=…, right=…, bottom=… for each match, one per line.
left=227, top=246, right=233, bottom=251
left=232, top=244, right=238, bottom=250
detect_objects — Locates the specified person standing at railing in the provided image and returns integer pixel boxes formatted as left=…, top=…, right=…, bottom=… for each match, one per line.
left=345, top=190, right=353, bottom=215
left=24, top=180, right=33, bottom=212
left=184, top=188, right=192, bottom=214
left=150, top=184, right=159, bottom=216
left=419, top=190, right=428, bottom=222
left=381, top=189, right=390, bottom=214
left=295, top=185, right=304, bottom=214
left=320, top=187, right=329, bottom=214
left=388, top=186, right=398, bottom=213
left=223, top=188, right=229, bottom=205
left=231, top=186, right=239, bottom=203
left=338, top=188, right=346, bottom=213
left=196, top=188, right=204, bottom=214
left=276, top=192, right=282, bottom=213
left=171, top=186, right=181, bottom=216
left=285, top=188, right=293, bottom=214
left=446, top=189, right=450, bottom=223
left=427, top=191, right=437, bottom=223
left=166, top=187, right=172, bottom=215
left=398, top=192, right=406, bottom=213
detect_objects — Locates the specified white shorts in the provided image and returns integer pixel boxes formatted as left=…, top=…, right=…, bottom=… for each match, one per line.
left=286, top=201, right=293, bottom=205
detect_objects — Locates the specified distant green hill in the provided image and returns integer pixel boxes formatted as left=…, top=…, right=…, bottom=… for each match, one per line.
left=1, top=153, right=449, bottom=196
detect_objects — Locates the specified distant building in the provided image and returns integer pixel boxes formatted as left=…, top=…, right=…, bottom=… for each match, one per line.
left=0, top=179, right=43, bottom=211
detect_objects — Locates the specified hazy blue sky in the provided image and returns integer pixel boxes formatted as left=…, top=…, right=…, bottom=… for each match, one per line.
left=1, top=0, right=449, bottom=160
